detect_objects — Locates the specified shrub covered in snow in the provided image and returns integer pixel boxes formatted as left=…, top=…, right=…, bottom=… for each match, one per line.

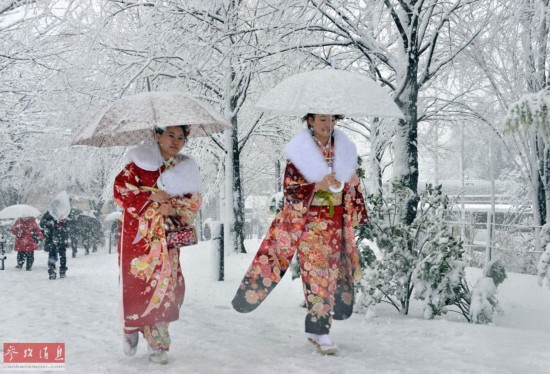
left=469, top=259, right=506, bottom=324
left=360, top=185, right=466, bottom=318
left=357, top=183, right=468, bottom=317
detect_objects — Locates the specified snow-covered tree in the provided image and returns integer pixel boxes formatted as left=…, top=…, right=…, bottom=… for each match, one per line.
left=537, top=222, right=550, bottom=287
left=0, top=0, right=94, bottom=208
left=299, top=0, right=493, bottom=223
left=505, top=89, right=550, bottom=229
left=460, top=0, right=550, bottom=230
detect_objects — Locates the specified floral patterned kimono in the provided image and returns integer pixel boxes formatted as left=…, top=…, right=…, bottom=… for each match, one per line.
left=114, top=142, right=202, bottom=350
left=232, top=129, right=368, bottom=335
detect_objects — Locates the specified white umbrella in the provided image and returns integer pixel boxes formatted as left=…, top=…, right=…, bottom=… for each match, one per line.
left=49, top=191, right=71, bottom=220
left=255, top=69, right=404, bottom=119
left=72, top=91, right=232, bottom=147
left=0, top=204, right=41, bottom=219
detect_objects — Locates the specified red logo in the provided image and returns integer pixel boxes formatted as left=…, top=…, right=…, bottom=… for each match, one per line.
left=3, top=343, right=65, bottom=370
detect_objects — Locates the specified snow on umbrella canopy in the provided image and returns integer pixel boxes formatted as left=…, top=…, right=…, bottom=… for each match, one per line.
left=0, top=204, right=41, bottom=220
left=255, top=69, right=404, bottom=119
left=71, top=91, right=231, bottom=147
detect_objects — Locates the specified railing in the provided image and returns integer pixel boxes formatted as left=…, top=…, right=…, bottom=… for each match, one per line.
left=445, top=218, right=543, bottom=274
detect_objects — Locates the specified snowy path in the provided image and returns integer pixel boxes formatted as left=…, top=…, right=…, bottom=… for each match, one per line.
left=1, top=241, right=550, bottom=373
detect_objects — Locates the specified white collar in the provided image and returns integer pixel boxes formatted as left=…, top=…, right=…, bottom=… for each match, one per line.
left=127, top=142, right=164, bottom=171
left=284, top=128, right=357, bottom=183
left=127, top=142, right=203, bottom=196
left=157, top=156, right=203, bottom=195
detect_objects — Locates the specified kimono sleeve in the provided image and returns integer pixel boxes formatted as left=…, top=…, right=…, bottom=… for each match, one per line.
left=283, top=161, right=315, bottom=210
left=170, top=193, right=203, bottom=226
left=113, top=163, right=153, bottom=215
left=346, top=183, right=369, bottom=227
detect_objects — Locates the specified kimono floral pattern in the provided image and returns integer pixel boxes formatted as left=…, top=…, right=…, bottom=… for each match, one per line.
left=114, top=161, right=201, bottom=328
left=232, top=160, right=368, bottom=333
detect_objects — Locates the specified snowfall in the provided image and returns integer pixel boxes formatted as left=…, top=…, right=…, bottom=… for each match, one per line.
left=1, top=239, right=550, bottom=374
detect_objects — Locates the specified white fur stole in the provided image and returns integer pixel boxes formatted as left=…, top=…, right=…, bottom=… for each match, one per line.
left=284, top=128, right=357, bottom=183
left=127, top=142, right=203, bottom=196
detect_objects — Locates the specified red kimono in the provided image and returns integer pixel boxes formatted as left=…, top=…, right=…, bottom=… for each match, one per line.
left=233, top=129, right=368, bottom=334
left=114, top=155, right=202, bottom=328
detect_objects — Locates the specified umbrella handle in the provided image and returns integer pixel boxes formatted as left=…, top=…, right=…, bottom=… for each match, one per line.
left=329, top=181, right=344, bottom=193
left=327, top=167, right=344, bottom=193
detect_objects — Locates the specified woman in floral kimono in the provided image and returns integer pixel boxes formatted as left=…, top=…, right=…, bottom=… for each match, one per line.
left=232, top=114, right=368, bottom=355
left=114, top=125, right=202, bottom=365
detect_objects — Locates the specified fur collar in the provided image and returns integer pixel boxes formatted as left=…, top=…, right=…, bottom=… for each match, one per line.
left=284, top=128, right=357, bottom=183
left=128, top=142, right=203, bottom=196
left=127, top=142, right=164, bottom=171
left=157, top=156, right=203, bottom=195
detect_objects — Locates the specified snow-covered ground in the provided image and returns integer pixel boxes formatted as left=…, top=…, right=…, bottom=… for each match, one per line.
left=1, top=240, right=550, bottom=373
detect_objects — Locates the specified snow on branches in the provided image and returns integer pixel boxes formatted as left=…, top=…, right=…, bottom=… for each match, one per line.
left=504, top=89, right=550, bottom=144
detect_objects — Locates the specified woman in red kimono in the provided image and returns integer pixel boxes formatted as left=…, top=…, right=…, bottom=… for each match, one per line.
left=232, top=114, right=368, bottom=355
left=114, top=125, right=202, bottom=365
left=12, top=217, right=44, bottom=271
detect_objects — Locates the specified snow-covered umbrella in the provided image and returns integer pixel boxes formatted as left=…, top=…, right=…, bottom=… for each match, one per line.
left=255, top=69, right=404, bottom=119
left=0, top=204, right=41, bottom=220
left=71, top=91, right=231, bottom=147
left=256, top=69, right=403, bottom=193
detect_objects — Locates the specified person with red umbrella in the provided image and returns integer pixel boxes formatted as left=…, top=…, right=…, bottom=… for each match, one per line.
left=12, top=217, right=44, bottom=271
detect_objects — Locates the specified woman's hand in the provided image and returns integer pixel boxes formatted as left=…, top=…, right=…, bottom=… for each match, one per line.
left=314, top=173, right=336, bottom=192
left=350, top=174, right=360, bottom=187
left=158, top=203, right=176, bottom=216
left=149, top=190, right=171, bottom=204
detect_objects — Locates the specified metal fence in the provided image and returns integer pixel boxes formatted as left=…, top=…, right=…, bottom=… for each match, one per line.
left=444, top=198, right=542, bottom=274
